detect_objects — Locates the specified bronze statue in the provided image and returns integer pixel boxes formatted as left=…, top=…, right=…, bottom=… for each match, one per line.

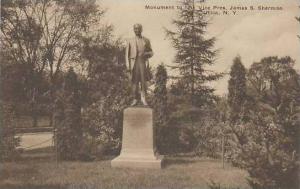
left=125, top=24, right=153, bottom=106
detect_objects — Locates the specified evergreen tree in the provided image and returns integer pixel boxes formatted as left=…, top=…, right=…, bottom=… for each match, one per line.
left=165, top=0, right=223, bottom=154
left=165, top=0, right=222, bottom=106
left=153, top=64, right=169, bottom=153
left=228, top=56, right=247, bottom=122
left=225, top=56, right=248, bottom=174
left=226, top=56, right=249, bottom=147
left=55, top=68, right=82, bottom=160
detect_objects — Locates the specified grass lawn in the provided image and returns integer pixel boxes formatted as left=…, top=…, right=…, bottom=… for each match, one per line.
left=0, top=153, right=249, bottom=189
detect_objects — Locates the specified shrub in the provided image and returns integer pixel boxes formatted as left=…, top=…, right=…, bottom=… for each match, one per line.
left=0, top=102, right=20, bottom=161
left=54, top=68, right=82, bottom=160
left=81, top=97, right=125, bottom=157
left=208, top=180, right=240, bottom=189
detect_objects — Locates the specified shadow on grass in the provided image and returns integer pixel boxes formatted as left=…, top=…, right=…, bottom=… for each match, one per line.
left=0, top=184, right=65, bottom=189
left=0, top=164, right=38, bottom=180
left=163, top=157, right=198, bottom=168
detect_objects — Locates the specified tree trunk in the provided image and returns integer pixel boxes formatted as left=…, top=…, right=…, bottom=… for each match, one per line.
left=31, top=88, right=38, bottom=127
left=32, top=112, right=38, bottom=127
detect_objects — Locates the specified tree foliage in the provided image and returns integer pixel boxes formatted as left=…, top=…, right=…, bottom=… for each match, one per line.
left=1, top=0, right=105, bottom=126
left=232, top=56, right=300, bottom=189
left=80, top=28, right=130, bottom=156
left=1, top=0, right=104, bottom=82
left=0, top=43, right=51, bottom=127
left=192, top=101, right=225, bottom=158
left=226, top=56, right=249, bottom=161
left=165, top=0, right=222, bottom=106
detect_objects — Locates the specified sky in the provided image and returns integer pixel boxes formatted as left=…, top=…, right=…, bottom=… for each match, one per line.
left=100, top=0, right=300, bottom=95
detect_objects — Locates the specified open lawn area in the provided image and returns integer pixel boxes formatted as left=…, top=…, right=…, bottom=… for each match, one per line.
left=0, top=154, right=249, bottom=189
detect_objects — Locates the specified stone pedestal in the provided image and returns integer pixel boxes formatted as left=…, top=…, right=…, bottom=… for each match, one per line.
left=111, top=107, right=163, bottom=169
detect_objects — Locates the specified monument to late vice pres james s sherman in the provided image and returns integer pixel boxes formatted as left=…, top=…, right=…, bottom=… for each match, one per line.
left=111, top=24, right=163, bottom=169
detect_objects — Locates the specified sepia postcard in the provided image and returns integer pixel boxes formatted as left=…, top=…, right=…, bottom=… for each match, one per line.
left=0, top=0, right=299, bottom=189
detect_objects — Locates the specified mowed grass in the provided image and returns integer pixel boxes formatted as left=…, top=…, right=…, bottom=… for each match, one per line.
left=0, top=156, right=250, bottom=189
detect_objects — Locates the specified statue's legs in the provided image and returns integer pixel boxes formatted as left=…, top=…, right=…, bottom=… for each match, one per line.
left=138, top=60, right=147, bottom=105
left=131, top=57, right=148, bottom=105
left=132, top=83, right=138, bottom=98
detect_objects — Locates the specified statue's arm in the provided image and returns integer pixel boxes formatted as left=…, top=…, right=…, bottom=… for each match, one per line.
left=125, top=40, right=131, bottom=71
left=144, top=39, right=153, bottom=59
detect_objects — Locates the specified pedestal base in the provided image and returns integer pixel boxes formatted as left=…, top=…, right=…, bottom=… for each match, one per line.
left=111, top=107, right=163, bottom=169
left=111, top=155, right=163, bottom=169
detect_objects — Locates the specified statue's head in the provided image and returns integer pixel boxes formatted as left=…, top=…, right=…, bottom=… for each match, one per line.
left=133, top=23, right=143, bottom=36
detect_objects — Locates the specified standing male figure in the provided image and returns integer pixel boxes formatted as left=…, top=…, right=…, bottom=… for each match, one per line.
left=125, top=24, right=154, bottom=106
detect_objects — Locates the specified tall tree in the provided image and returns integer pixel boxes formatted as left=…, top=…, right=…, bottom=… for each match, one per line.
left=153, top=64, right=169, bottom=153
left=227, top=56, right=248, bottom=145
left=225, top=56, right=249, bottom=172
left=1, top=0, right=105, bottom=125
left=228, top=56, right=247, bottom=120
left=165, top=0, right=222, bottom=106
